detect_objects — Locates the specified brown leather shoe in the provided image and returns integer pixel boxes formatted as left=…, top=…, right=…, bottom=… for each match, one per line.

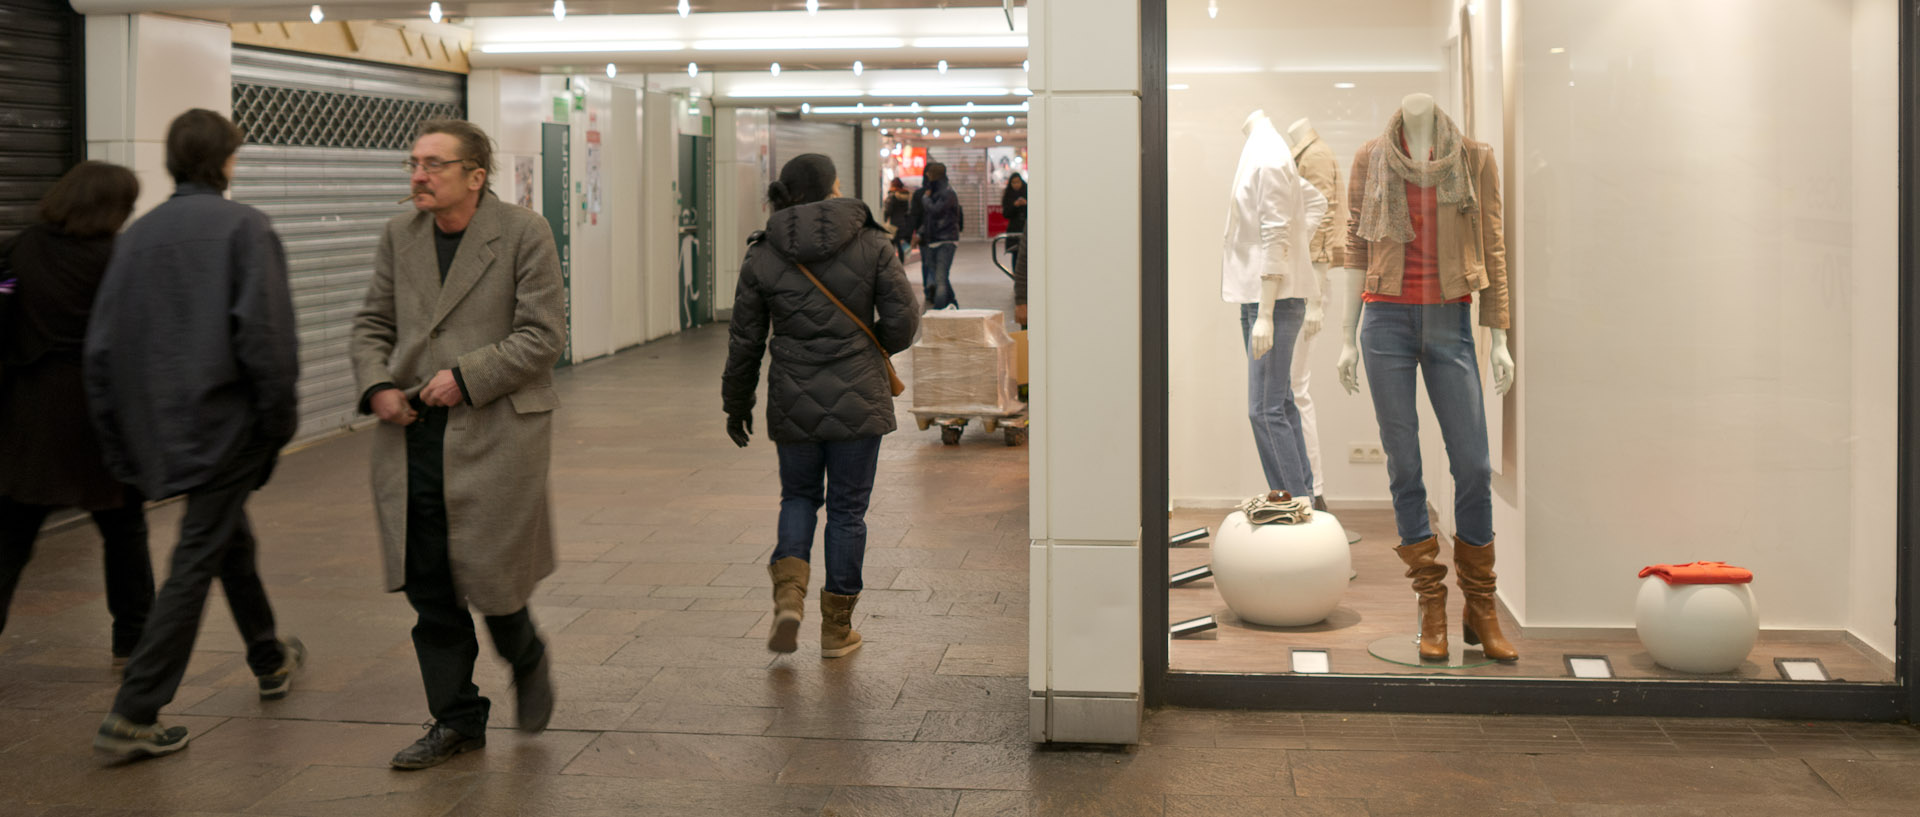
left=1393, top=536, right=1449, bottom=660
left=1454, top=537, right=1519, bottom=661
left=820, top=590, right=863, bottom=658
left=768, top=557, right=809, bottom=653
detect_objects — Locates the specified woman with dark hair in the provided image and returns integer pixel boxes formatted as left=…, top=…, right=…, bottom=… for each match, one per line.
left=0, top=160, right=154, bottom=674
left=1001, top=172, right=1028, bottom=271
left=883, top=177, right=913, bottom=262
left=722, top=154, right=920, bottom=658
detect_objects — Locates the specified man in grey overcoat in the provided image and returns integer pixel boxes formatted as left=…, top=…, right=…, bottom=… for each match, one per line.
left=351, top=120, right=566, bottom=770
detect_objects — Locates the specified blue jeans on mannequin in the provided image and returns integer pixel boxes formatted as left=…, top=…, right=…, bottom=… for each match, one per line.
left=1359, top=301, right=1494, bottom=547
left=1239, top=298, right=1315, bottom=499
left=771, top=437, right=883, bottom=595
left=920, top=243, right=958, bottom=309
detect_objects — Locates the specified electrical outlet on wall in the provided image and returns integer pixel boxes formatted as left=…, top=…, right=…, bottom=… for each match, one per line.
left=1349, top=443, right=1387, bottom=464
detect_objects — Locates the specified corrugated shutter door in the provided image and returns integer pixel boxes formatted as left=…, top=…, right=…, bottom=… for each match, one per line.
left=229, top=48, right=463, bottom=443
left=927, top=146, right=989, bottom=241
left=0, top=0, right=78, bottom=241
left=772, top=118, right=858, bottom=202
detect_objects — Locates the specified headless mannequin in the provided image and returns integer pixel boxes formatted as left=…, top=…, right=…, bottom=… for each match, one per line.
left=1336, top=93, right=1514, bottom=396
left=1285, top=116, right=1332, bottom=344
left=1241, top=110, right=1319, bottom=360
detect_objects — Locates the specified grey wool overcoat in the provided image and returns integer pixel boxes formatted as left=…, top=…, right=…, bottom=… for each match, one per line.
left=350, top=194, right=566, bottom=615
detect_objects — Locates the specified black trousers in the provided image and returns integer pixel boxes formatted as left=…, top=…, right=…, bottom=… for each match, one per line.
left=111, top=441, right=285, bottom=724
left=404, top=405, right=543, bottom=738
left=0, top=492, right=154, bottom=657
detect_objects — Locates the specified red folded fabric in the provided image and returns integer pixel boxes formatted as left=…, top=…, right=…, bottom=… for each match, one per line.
left=1638, top=561, right=1753, bottom=585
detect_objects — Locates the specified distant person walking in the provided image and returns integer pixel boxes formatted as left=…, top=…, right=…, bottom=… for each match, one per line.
left=724, top=154, right=919, bottom=658
left=1000, top=172, right=1027, bottom=273
left=353, top=119, right=565, bottom=770
left=908, top=161, right=964, bottom=310
left=87, top=110, right=305, bottom=758
left=883, top=177, right=913, bottom=262
left=0, top=161, right=153, bottom=673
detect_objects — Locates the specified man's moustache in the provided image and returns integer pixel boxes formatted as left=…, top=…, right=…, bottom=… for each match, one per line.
left=398, top=189, right=429, bottom=204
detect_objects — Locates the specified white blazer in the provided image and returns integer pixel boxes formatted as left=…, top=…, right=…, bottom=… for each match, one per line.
left=1220, top=124, right=1327, bottom=304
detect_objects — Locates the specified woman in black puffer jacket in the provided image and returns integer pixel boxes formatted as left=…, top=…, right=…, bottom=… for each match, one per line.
left=722, top=154, right=919, bottom=658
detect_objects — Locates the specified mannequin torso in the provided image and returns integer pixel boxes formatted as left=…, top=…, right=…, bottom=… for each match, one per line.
left=1235, top=110, right=1326, bottom=359
left=1337, top=93, right=1514, bottom=395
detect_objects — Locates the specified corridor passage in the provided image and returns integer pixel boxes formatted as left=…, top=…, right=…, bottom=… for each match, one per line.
left=2, top=245, right=1918, bottom=815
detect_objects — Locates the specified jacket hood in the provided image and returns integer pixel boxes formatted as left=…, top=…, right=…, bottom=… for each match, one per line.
left=763, top=198, right=879, bottom=263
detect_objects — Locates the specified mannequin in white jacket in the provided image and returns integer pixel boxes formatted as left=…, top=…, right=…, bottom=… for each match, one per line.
left=1225, top=109, right=1327, bottom=498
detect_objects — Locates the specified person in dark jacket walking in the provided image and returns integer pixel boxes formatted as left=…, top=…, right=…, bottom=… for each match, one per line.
left=86, top=109, right=305, bottom=759
left=883, top=177, right=913, bottom=262
left=723, top=154, right=919, bottom=658
left=907, top=161, right=964, bottom=310
left=0, top=161, right=153, bottom=674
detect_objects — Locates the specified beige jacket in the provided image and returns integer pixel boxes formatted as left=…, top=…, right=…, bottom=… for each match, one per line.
left=351, top=195, right=566, bottom=615
left=1289, top=124, right=1345, bottom=268
left=1343, top=137, right=1511, bottom=329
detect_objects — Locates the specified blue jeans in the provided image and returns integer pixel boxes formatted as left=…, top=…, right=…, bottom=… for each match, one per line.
left=921, top=242, right=958, bottom=309
left=1359, top=301, right=1494, bottom=547
left=772, top=437, right=883, bottom=595
left=1239, top=298, right=1314, bottom=498
left=894, top=237, right=911, bottom=263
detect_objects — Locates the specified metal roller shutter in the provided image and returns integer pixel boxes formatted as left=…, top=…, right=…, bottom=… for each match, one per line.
left=229, top=47, right=463, bottom=443
left=0, top=0, right=80, bottom=241
left=772, top=117, right=859, bottom=203
left=927, top=146, right=990, bottom=242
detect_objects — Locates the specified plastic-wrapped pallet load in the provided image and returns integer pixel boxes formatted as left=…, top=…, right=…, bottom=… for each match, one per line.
left=911, top=309, right=1023, bottom=416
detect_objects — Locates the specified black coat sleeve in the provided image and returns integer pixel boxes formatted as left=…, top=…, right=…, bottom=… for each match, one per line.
left=230, top=216, right=302, bottom=445
left=905, top=189, right=925, bottom=241
left=722, top=249, right=770, bottom=420
left=872, top=235, right=920, bottom=356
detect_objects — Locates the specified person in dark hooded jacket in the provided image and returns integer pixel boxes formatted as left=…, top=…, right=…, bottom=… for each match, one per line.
left=722, top=154, right=919, bottom=658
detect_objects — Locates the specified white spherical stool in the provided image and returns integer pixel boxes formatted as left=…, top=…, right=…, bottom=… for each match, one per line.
left=1634, top=577, right=1759, bottom=674
left=1211, top=510, right=1351, bottom=627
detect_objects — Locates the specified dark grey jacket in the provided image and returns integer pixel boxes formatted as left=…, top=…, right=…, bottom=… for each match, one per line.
left=84, top=184, right=299, bottom=499
left=724, top=198, right=920, bottom=443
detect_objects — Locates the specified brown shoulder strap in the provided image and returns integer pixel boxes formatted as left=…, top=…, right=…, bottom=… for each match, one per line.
left=793, top=260, right=888, bottom=357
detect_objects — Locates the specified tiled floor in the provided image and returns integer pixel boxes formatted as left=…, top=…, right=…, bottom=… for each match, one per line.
left=3, top=245, right=1918, bottom=815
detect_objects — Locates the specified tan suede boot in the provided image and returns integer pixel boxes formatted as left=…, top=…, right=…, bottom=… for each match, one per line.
left=820, top=591, right=863, bottom=658
left=1393, top=536, right=1450, bottom=660
left=767, top=557, right=809, bottom=653
left=1454, top=537, right=1519, bottom=661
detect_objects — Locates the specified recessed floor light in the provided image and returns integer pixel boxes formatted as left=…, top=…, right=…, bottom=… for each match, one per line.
left=1776, top=658, right=1830, bottom=681
left=1565, top=655, right=1614, bottom=679
left=1291, top=649, right=1331, bottom=673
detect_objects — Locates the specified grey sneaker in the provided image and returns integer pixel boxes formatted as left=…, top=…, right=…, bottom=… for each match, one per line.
left=94, top=714, right=190, bottom=758
left=257, top=636, right=307, bottom=700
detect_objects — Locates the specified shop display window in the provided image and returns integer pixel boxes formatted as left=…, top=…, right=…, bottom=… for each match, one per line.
left=1161, top=0, right=1901, bottom=688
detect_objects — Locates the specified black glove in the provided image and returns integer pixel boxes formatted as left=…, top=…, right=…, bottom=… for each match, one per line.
left=727, top=415, right=753, bottom=448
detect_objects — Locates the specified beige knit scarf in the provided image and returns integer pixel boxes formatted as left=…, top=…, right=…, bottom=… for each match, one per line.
left=1356, top=108, right=1477, bottom=245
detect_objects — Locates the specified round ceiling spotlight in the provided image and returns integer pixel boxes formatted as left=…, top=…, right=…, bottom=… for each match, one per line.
left=678, top=0, right=689, bottom=17
left=937, top=60, right=948, bottom=74
left=996, top=134, right=1003, bottom=143
left=770, top=62, right=781, bottom=76
left=852, top=60, right=864, bottom=76
left=916, top=117, right=924, bottom=126
left=687, top=62, right=699, bottom=77
left=428, top=2, right=441, bottom=23
left=309, top=4, right=324, bottom=23
left=606, top=63, right=616, bottom=78
left=871, top=117, right=880, bottom=126
left=552, top=0, right=564, bottom=19
left=806, top=0, right=818, bottom=13
left=1006, top=115, right=1015, bottom=125
left=802, top=102, right=812, bottom=113
left=961, top=116, right=970, bottom=126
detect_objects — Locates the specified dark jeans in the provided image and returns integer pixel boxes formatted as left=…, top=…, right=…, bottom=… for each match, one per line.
left=772, top=437, right=883, bottom=596
left=920, top=242, right=959, bottom=309
left=0, top=492, right=153, bottom=657
left=894, top=237, right=911, bottom=263
left=404, top=405, right=543, bottom=738
left=111, top=441, right=285, bottom=724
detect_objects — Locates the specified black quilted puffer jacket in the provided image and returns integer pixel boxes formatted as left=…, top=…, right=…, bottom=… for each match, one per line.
left=723, top=198, right=921, bottom=443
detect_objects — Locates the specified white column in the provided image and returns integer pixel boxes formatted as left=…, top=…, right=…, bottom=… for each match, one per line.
left=1027, top=0, right=1144, bottom=745
left=86, top=13, right=231, bottom=218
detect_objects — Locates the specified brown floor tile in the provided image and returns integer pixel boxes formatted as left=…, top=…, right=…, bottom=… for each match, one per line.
left=1530, top=755, right=1845, bottom=808
left=894, top=674, right=1029, bottom=712
left=764, top=707, right=929, bottom=741
left=821, top=785, right=963, bottom=817
left=561, top=609, right=669, bottom=635
left=1805, top=757, right=1920, bottom=807
left=244, top=764, right=479, bottom=817
left=916, top=710, right=1031, bottom=744
left=634, top=665, right=909, bottom=710
left=952, top=789, right=1165, bottom=817
left=1164, top=795, right=1367, bottom=817
left=604, top=635, right=776, bottom=669
left=1289, top=750, right=1549, bottom=803
left=619, top=702, right=779, bottom=735
left=562, top=731, right=800, bottom=782
left=445, top=772, right=833, bottom=817
left=777, top=739, right=1036, bottom=790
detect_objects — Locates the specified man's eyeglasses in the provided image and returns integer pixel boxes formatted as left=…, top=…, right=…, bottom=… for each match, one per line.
left=403, top=157, right=475, bottom=173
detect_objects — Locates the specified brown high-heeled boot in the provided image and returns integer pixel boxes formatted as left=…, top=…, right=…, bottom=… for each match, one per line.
left=1453, top=537, right=1519, bottom=661
left=1393, top=536, right=1449, bottom=660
